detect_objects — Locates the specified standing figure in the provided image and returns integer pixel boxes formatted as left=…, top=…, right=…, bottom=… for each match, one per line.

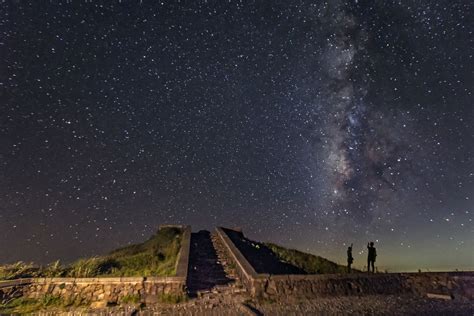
left=347, top=243, right=354, bottom=273
left=367, top=242, right=377, bottom=273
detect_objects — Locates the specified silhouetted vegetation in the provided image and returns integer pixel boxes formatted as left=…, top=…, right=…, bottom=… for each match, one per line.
left=265, top=243, right=348, bottom=274
left=0, top=227, right=183, bottom=280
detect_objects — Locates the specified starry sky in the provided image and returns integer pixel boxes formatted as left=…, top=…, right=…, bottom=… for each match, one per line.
left=1, top=1, right=472, bottom=272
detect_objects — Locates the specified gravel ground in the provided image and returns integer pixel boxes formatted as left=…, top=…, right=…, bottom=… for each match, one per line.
left=251, top=295, right=474, bottom=316
left=80, top=294, right=472, bottom=316
left=21, top=294, right=474, bottom=315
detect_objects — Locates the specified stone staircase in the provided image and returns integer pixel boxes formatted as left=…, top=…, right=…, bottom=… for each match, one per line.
left=187, top=230, right=246, bottom=298
left=186, top=230, right=253, bottom=315
left=209, top=232, right=246, bottom=295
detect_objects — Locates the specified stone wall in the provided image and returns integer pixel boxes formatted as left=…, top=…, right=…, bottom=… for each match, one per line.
left=216, top=227, right=474, bottom=301
left=214, top=227, right=267, bottom=297
left=259, top=273, right=474, bottom=300
left=0, top=276, right=187, bottom=308
left=175, top=225, right=191, bottom=279
left=403, top=272, right=474, bottom=301
left=20, top=277, right=185, bottom=306
left=259, top=274, right=408, bottom=298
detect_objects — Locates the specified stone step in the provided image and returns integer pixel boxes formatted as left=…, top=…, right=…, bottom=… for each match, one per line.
left=209, top=231, right=248, bottom=296
left=197, top=287, right=247, bottom=298
left=188, top=279, right=232, bottom=284
left=212, top=288, right=247, bottom=295
left=187, top=231, right=235, bottom=295
left=212, top=284, right=237, bottom=290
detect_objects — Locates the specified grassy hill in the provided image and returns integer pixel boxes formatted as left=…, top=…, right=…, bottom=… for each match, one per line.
left=222, top=228, right=349, bottom=274
left=0, top=227, right=183, bottom=280
left=265, top=243, right=348, bottom=274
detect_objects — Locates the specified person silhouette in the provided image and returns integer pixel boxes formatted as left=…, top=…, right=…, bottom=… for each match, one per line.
left=367, top=242, right=377, bottom=273
left=347, top=243, right=354, bottom=273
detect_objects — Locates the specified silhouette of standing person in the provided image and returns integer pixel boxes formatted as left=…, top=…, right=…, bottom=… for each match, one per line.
left=367, top=242, right=377, bottom=273
left=347, top=244, right=354, bottom=273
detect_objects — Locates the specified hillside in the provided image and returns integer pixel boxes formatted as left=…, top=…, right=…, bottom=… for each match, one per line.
left=0, top=227, right=183, bottom=280
left=222, top=228, right=347, bottom=274
left=265, top=242, right=348, bottom=274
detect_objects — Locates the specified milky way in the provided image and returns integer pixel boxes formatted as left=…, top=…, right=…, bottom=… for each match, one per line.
left=317, top=1, right=412, bottom=230
left=0, top=1, right=472, bottom=271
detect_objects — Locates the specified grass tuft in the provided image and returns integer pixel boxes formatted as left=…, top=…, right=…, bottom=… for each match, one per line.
left=120, top=294, right=141, bottom=305
left=0, top=295, right=86, bottom=314
left=0, top=261, right=40, bottom=280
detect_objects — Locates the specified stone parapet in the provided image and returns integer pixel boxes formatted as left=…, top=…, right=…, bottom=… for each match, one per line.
left=215, top=227, right=269, bottom=296
left=0, top=278, right=33, bottom=289
left=175, top=225, right=191, bottom=279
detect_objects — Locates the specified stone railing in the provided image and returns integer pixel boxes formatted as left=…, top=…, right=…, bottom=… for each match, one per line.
left=215, top=226, right=269, bottom=296
left=0, top=225, right=192, bottom=307
left=215, top=227, right=474, bottom=301
left=174, top=225, right=191, bottom=279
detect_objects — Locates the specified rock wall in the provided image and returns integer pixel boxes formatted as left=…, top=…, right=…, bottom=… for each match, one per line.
left=34, top=277, right=184, bottom=305
left=1, top=277, right=186, bottom=307
left=404, top=272, right=474, bottom=301
left=259, top=274, right=408, bottom=298
left=258, top=273, right=474, bottom=301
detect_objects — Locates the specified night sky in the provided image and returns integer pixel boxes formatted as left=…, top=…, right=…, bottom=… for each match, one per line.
left=1, top=1, right=472, bottom=272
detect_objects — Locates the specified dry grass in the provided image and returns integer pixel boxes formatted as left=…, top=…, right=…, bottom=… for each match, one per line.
left=0, top=227, right=183, bottom=280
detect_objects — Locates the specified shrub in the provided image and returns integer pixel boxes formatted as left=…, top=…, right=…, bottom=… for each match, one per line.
left=0, top=294, right=86, bottom=314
